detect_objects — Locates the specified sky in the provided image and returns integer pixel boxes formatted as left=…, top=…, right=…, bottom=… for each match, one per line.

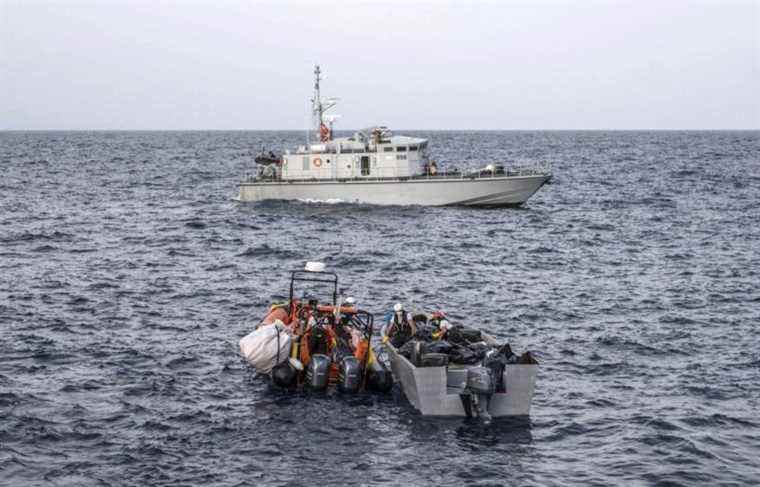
left=1, top=0, right=758, bottom=130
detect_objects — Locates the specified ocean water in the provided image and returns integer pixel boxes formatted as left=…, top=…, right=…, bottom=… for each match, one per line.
left=1, top=130, right=758, bottom=486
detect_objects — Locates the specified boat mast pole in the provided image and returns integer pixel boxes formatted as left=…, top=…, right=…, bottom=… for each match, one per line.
left=313, top=65, right=322, bottom=143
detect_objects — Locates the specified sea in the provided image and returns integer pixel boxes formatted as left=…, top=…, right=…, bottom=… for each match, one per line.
left=1, top=130, right=758, bottom=486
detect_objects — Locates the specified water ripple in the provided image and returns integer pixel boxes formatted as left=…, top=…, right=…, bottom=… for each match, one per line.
left=1, top=130, right=758, bottom=485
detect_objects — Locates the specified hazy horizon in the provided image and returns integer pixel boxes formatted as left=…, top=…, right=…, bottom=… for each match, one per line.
left=2, top=0, right=759, bottom=130
left=2, top=128, right=760, bottom=133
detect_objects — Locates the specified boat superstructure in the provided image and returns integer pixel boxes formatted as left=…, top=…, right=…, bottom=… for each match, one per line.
left=239, top=66, right=551, bottom=207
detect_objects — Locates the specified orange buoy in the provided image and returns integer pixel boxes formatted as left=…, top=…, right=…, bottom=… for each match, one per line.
left=313, top=158, right=322, bottom=167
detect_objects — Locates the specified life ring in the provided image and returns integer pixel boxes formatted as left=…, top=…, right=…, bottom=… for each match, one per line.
left=313, top=158, right=322, bottom=167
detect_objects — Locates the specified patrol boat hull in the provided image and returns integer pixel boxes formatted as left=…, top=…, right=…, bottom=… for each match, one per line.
left=385, top=341, right=538, bottom=417
left=237, top=174, right=549, bottom=207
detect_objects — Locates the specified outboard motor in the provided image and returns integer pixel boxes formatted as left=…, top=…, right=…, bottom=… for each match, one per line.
left=366, top=358, right=393, bottom=392
left=338, top=356, right=363, bottom=393
left=305, top=354, right=331, bottom=390
left=466, top=366, right=495, bottom=422
left=270, top=357, right=303, bottom=389
left=271, top=361, right=296, bottom=388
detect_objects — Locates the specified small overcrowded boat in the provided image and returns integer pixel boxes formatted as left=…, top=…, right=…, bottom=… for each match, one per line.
left=239, top=263, right=539, bottom=420
left=237, top=66, right=552, bottom=207
left=381, top=305, right=538, bottom=421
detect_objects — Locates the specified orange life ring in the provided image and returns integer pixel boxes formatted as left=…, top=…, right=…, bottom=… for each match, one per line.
left=313, top=158, right=322, bottom=167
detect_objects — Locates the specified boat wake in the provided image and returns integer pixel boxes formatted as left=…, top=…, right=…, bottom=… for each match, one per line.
left=297, top=198, right=347, bottom=204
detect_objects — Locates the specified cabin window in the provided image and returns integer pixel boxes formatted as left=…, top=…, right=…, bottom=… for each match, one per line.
left=396, top=146, right=407, bottom=152
left=409, top=146, right=418, bottom=151
left=383, top=146, right=394, bottom=152
left=302, top=156, right=309, bottom=171
left=397, top=154, right=407, bottom=160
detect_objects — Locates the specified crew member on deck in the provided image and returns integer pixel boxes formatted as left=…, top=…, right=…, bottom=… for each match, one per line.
left=382, top=302, right=416, bottom=347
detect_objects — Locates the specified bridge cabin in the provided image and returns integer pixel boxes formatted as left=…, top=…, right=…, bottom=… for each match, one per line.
left=281, top=127, right=428, bottom=180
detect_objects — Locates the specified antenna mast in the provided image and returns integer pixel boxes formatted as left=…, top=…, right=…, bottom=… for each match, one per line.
left=312, top=65, right=322, bottom=141
left=311, top=65, right=338, bottom=143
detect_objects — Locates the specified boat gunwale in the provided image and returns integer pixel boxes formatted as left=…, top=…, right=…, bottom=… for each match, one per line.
left=240, top=173, right=551, bottom=186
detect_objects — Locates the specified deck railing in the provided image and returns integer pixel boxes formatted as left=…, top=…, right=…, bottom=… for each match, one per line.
left=244, top=162, right=551, bottom=184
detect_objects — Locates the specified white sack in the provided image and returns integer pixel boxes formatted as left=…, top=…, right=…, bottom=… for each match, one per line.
left=239, top=320, right=291, bottom=373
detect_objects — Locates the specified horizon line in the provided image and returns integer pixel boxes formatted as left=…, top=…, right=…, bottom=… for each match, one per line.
left=2, top=128, right=759, bottom=132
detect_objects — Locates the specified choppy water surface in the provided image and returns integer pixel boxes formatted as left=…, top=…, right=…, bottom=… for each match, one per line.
left=1, top=130, right=759, bottom=486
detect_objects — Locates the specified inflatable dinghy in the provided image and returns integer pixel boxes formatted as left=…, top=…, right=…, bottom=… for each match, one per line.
left=239, top=262, right=392, bottom=394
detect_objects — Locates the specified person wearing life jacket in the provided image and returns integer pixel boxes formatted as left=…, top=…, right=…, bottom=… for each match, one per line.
left=332, top=296, right=368, bottom=362
left=261, top=304, right=290, bottom=327
left=341, top=296, right=357, bottom=311
left=430, top=310, right=452, bottom=340
left=382, top=303, right=416, bottom=348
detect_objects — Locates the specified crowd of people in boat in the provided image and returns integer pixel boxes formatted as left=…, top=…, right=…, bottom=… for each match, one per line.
left=241, top=295, right=536, bottom=395
left=239, top=296, right=392, bottom=393
left=381, top=302, right=537, bottom=392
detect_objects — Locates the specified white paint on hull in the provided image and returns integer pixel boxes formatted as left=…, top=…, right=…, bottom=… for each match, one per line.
left=238, top=174, right=549, bottom=207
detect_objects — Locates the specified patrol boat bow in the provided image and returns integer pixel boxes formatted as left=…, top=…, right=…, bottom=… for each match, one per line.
left=237, top=66, right=551, bottom=207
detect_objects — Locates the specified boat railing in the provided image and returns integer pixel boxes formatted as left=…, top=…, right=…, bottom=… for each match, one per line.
left=294, top=146, right=374, bottom=155
left=415, top=163, right=551, bottom=180
left=243, top=162, right=550, bottom=184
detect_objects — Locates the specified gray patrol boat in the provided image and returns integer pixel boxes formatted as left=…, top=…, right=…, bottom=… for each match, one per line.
left=238, top=66, right=551, bottom=207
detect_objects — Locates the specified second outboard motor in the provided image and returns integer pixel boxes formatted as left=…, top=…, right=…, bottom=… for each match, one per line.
left=366, top=359, right=393, bottom=393
left=271, top=357, right=303, bottom=389
left=271, top=361, right=297, bottom=388
left=305, top=354, right=331, bottom=390
left=467, top=366, right=495, bottom=422
left=338, top=356, right=363, bottom=393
